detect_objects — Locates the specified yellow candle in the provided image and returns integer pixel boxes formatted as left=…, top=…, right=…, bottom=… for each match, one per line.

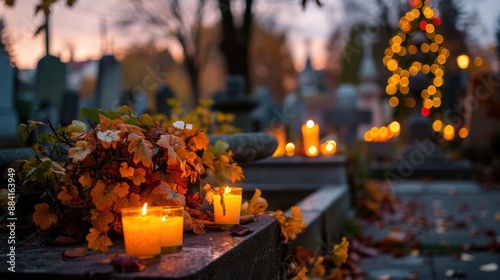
left=161, top=206, right=184, bottom=253
left=213, top=186, right=242, bottom=228
left=320, top=140, right=336, bottom=155
left=302, top=120, right=319, bottom=157
left=271, top=124, right=286, bottom=157
left=121, top=203, right=162, bottom=260
left=285, top=142, right=295, bottom=157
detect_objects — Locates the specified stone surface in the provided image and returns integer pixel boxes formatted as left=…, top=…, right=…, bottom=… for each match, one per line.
left=35, top=54, right=67, bottom=119
left=0, top=215, right=282, bottom=280
left=212, top=75, right=258, bottom=132
left=208, top=132, right=277, bottom=163
left=289, top=184, right=351, bottom=250
left=240, top=155, right=347, bottom=189
left=96, top=55, right=121, bottom=112
left=360, top=180, right=500, bottom=279
left=0, top=53, right=19, bottom=144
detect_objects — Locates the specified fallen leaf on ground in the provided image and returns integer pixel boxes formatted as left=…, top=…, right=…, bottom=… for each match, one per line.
left=460, top=253, right=475, bottom=261
left=62, top=247, right=87, bottom=258
left=479, top=263, right=498, bottom=272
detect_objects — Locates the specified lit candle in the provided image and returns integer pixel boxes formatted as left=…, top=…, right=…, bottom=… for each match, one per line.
left=271, top=124, right=286, bottom=157
left=213, top=186, right=242, bottom=229
left=285, top=142, right=295, bottom=157
left=302, top=120, right=319, bottom=157
left=320, top=140, right=337, bottom=155
left=160, top=206, right=184, bottom=253
left=121, top=203, right=162, bottom=261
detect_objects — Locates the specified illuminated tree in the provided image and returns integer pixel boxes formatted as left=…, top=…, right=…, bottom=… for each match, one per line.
left=383, top=0, right=449, bottom=121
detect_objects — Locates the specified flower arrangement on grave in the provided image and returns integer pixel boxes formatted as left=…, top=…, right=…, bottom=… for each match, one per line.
left=8, top=103, right=245, bottom=252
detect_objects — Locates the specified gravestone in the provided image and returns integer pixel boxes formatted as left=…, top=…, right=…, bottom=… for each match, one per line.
left=357, top=40, right=383, bottom=139
left=122, top=89, right=148, bottom=115
left=34, top=54, right=67, bottom=126
left=370, top=73, right=472, bottom=180
left=156, top=84, right=175, bottom=116
left=60, top=90, right=79, bottom=126
left=324, top=84, right=371, bottom=145
left=0, top=53, right=20, bottom=145
left=250, top=86, right=276, bottom=131
left=95, top=55, right=121, bottom=112
left=282, top=90, right=308, bottom=146
left=212, top=75, right=258, bottom=132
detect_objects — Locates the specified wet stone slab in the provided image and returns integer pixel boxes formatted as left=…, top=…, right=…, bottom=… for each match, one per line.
left=0, top=215, right=283, bottom=280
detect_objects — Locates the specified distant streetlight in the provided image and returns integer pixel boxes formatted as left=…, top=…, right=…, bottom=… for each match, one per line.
left=457, top=54, right=470, bottom=70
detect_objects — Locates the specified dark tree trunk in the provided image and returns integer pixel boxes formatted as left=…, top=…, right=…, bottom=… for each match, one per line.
left=218, top=0, right=253, bottom=93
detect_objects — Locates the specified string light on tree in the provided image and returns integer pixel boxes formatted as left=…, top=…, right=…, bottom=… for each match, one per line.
left=383, top=0, right=449, bottom=121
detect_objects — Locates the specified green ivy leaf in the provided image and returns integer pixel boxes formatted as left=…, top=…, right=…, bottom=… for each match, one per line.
left=139, top=114, right=155, bottom=127
left=212, top=140, right=230, bottom=155
left=116, top=105, right=134, bottom=115
left=81, top=108, right=104, bottom=123
left=18, top=124, right=32, bottom=142
left=66, top=120, right=87, bottom=134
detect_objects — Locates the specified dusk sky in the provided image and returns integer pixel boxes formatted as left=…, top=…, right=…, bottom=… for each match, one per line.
left=1, top=0, right=499, bottom=70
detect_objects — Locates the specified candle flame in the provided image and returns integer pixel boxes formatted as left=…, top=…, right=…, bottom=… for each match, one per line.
left=325, top=141, right=336, bottom=152
left=142, top=203, right=147, bottom=216
left=225, top=186, right=230, bottom=195
left=308, top=146, right=318, bottom=155
left=306, top=120, right=314, bottom=128
left=162, top=216, right=166, bottom=222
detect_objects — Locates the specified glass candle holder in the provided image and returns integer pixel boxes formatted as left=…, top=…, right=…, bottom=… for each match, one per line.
left=213, top=186, right=242, bottom=229
left=121, top=204, right=162, bottom=261
left=160, top=206, right=184, bottom=253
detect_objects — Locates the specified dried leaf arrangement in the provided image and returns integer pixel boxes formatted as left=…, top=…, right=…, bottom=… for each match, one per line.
left=9, top=104, right=244, bottom=252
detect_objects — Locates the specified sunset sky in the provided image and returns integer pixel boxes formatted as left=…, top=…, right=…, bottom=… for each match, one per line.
left=1, top=0, right=498, bottom=70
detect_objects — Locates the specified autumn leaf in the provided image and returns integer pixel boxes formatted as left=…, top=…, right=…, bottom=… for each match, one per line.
left=127, top=133, right=153, bottom=168
left=276, top=206, right=306, bottom=242
left=98, top=114, right=121, bottom=131
left=125, top=124, right=145, bottom=137
left=86, top=227, right=113, bottom=252
left=186, top=129, right=209, bottom=151
left=202, top=150, right=216, bottom=171
left=33, top=203, right=58, bottom=230
left=78, top=173, right=93, bottom=188
left=225, top=163, right=244, bottom=183
left=131, top=168, right=146, bottom=186
left=112, top=182, right=129, bottom=198
left=91, top=180, right=118, bottom=211
left=96, top=130, right=121, bottom=149
left=156, top=134, right=183, bottom=164
left=242, top=189, right=268, bottom=215
left=332, top=237, right=349, bottom=267
left=113, top=193, right=142, bottom=213
left=93, top=210, right=115, bottom=231
left=57, top=185, right=79, bottom=204
left=68, top=141, right=91, bottom=163
left=119, top=162, right=134, bottom=178
left=204, top=184, right=214, bottom=204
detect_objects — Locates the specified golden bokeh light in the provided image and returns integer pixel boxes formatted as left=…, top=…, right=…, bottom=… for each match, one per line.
left=459, top=127, right=469, bottom=138
left=432, top=120, right=443, bottom=132
left=423, top=99, right=433, bottom=109
left=389, top=121, right=400, bottom=134
left=473, top=57, right=483, bottom=67
left=457, top=54, right=470, bottom=69
left=433, top=98, right=441, bottom=107
left=387, top=59, right=398, bottom=71
left=389, top=96, right=399, bottom=107
left=443, top=125, right=454, bottom=141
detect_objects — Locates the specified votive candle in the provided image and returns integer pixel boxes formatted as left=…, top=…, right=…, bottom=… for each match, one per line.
left=213, top=186, right=242, bottom=228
